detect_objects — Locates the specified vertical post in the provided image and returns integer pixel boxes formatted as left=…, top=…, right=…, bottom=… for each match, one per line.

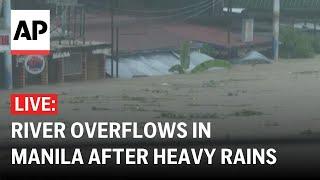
left=79, top=6, right=83, bottom=37
left=82, top=6, right=86, bottom=45
left=110, top=0, right=114, bottom=78
left=273, top=0, right=280, bottom=61
left=73, top=6, right=77, bottom=45
left=313, top=19, right=317, bottom=36
left=4, top=0, right=12, bottom=89
left=227, top=0, right=232, bottom=60
left=63, top=6, right=67, bottom=44
left=116, top=27, right=119, bottom=78
left=68, top=6, right=71, bottom=45
left=59, top=6, right=62, bottom=45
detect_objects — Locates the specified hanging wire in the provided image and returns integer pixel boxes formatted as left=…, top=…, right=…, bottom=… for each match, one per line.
left=181, top=2, right=219, bottom=22
left=114, top=0, right=223, bottom=27
left=114, top=0, right=216, bottom=23
left=114, top=0, right=211, bottom=14
left=125, top=1, right=213, bottom=20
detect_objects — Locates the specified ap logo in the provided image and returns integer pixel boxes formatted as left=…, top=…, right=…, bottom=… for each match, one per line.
left=11, top=10, right=50, bottom=55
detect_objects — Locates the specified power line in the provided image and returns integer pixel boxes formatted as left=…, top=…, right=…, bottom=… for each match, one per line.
left=114, top=0, right=223, bottom=26
left=87, top=0, right=223, bottom=29
left=114, top=0, right=211, bottom=14
left=182, top=1, right=220, bottom=22
left=114, top=1, right=214, bottom=23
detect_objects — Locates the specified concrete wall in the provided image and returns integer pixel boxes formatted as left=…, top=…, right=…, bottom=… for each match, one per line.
left=87, top=53, right=105, bottom=80
left=12, top=57, right=25, bottom=88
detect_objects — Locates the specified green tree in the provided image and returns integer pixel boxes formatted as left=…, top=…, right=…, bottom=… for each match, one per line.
left=280, top=27, right=315, bottom=58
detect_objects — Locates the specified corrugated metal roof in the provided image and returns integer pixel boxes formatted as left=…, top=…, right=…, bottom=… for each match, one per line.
left=105, top=51, right=215, bottom=79
left=232, top=0, right=320, bottom=10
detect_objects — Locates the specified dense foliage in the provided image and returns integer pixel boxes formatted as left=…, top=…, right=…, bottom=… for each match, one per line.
left=280, top=27, right=320, bottom=58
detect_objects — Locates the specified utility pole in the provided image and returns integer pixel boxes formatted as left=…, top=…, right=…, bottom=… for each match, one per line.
left=116, top=27, right=119, bottom=78
left=82, top=6, right=86, bottom=44
left=273, top=0, right=280, bottom=61
left=4, top=0, right=12, bottom=89
left=110, top=0, right=114, bottom=77
left=227, top=0, right=232, bottom=60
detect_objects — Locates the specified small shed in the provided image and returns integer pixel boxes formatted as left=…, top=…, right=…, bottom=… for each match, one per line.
left=11, top=40, right=111, bottom=88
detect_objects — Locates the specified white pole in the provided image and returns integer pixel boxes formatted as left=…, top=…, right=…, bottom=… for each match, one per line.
left=4, top=0, right=12, bottom=89
left=212, top=0, right=215, bottom=15
left=273, top=0, right=280, bottom=61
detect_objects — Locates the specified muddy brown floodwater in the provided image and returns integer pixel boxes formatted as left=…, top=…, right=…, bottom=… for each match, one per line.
left=0, top=57, right=320, bottom=145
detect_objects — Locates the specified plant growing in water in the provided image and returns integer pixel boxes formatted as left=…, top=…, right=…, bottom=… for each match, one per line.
left=169, top=42, right=231, bottom=74
left=191, top=59, right=231, bottom=74
left=169, top=41, right=190, bottom=74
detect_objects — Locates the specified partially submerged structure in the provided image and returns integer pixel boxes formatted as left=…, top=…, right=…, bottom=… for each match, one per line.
left=3, top=0, right=320, bottom=88
left=12, top=40, right=109, bottom=88
left=106, top=51, right=215, bottom=79
left=0, top=0, right=111, bottom=89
